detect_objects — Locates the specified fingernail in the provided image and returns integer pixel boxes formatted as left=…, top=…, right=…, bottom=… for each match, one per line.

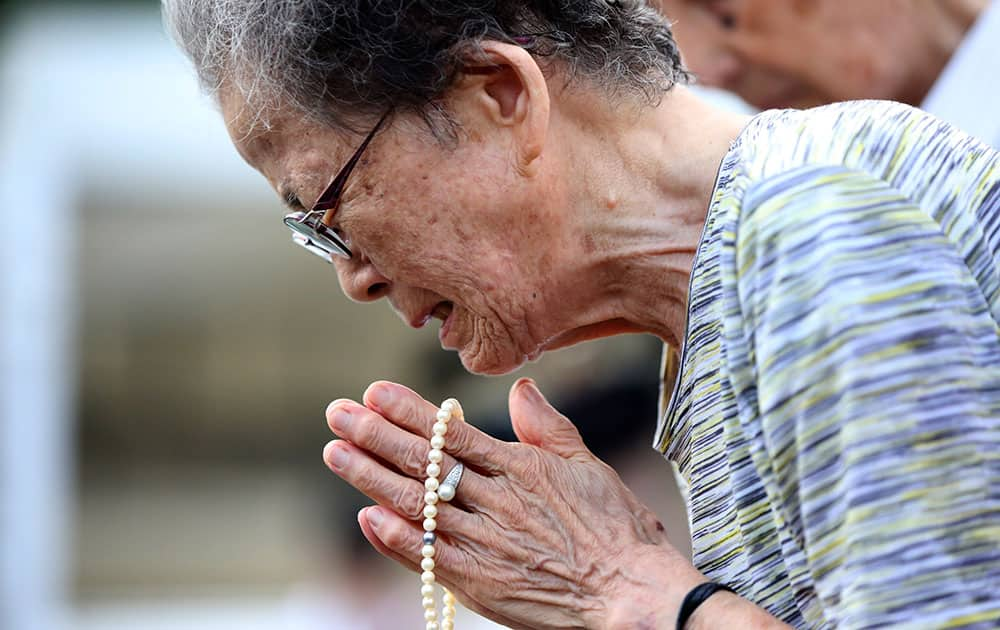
left=366, top=383, right=394, bottom=410
left=518, top=378, right=541, bottom=402
left=367, top=507, right=384, bottom=529
left=328, top=444, right=349, bottom=470
left=329, top=407, right=352, bottom=433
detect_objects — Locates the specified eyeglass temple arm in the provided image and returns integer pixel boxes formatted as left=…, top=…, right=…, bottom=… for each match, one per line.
left=313, top=111, right=392, bottom=224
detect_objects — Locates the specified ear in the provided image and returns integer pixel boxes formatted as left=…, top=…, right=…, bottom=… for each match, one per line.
left=453, top=40, right=550, bottom=177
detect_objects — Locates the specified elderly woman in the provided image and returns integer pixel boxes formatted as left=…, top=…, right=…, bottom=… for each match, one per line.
left=164, top=1, right=999, bottom=628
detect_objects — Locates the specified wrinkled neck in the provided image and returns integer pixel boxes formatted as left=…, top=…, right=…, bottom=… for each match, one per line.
left=556, top=87, right=749, bottom=348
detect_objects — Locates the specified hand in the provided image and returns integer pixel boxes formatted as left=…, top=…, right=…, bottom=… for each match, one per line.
left=323, top=378, right=704, bottom=629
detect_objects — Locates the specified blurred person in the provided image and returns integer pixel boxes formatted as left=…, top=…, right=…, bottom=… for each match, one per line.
left=657, top=0, right=1000, bottom=147
left=164, top=0, right=1000, bottom=628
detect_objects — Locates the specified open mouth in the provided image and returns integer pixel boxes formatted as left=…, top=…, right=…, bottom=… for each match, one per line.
left=431, top=301, right=453, bottom=322
left=434, top=301, right=455, bottom=345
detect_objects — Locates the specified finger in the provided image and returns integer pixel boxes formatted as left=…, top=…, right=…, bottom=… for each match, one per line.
left=358, top=506, right=420, bottom=572
left=363, top=381, right=510, bottom=475
left=359, top=506, right=526, bottom=630
left=327, top=398, right=463, bottom=479
left=508, top=379, right=590, bottom=460
left=324, top=439, right=473, bottom=529
left=326, top=400, right=497, bottom=508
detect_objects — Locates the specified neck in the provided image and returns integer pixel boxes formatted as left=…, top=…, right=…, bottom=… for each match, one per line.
left=548, top=87, right=749, bottom=351
left=900, top=0, right=987, bottom=104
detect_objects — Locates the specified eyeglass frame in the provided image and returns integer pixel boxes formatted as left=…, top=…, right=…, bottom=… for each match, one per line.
left=282, top=110, right=391, bottom=262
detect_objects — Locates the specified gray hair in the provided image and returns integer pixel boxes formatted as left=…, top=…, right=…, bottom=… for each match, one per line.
left=163, top=0, right=689, bottom=134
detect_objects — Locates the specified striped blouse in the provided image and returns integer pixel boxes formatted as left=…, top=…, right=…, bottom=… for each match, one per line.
left=655, top=100, right=1000, bottom=628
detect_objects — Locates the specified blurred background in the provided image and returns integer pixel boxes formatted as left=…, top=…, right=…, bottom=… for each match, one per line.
left=0, top=2, right=750, bottom=628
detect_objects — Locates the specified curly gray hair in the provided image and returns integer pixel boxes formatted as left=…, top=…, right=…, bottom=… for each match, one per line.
left=163, top=0, right=688, bottom=133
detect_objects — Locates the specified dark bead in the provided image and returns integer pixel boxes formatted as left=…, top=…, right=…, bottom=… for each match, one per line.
left=423, top=532, right=437, bottom=546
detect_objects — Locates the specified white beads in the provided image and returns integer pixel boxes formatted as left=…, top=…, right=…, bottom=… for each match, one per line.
left=422, top=399, right=462, bottom=630
left=438, top=483, right=456, bottom=502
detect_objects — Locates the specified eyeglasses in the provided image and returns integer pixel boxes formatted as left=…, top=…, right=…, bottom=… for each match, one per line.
left=282, top=111, right=391, bottom=262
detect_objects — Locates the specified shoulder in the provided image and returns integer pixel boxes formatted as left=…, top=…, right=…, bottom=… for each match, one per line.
left=737, top=100, right=939, bottom=175
left=723, top=164, right=986, bottom=354
left=737, top=100, right=997, bottom=194
left=734, top=164, right=922, bottom=276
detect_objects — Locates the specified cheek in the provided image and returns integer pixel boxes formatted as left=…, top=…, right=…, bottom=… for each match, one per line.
left=357, top=143, right=540, bottom=285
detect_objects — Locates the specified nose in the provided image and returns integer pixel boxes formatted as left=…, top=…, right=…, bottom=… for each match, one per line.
left=335, top=255, right=390, bottom=302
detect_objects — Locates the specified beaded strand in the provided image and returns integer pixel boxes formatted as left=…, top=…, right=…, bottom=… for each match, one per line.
left=421, top=398, right=462, bottom=630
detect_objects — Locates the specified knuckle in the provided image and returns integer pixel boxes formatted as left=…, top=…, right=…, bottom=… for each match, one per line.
left=443, top=425, right=508, bottom=475
left=379, top=516, right=412, bottom=550
left=396, top=483, right=424, bottom=520
left=445, top=423, right=474, bottom=455
left=400, top=391, right=433, bottom=432
left=356, top=409, right=385, bottom=450
left=403, top=439, right=429, bottom=477
left=354, top=461, right=378, bottom=490
left=508, top=445, right=544, bottom=479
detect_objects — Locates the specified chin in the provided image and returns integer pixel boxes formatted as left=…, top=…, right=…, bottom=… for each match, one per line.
left=457, top=343, right=540, bottom=376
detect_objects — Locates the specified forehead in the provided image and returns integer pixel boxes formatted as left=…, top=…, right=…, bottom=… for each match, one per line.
left=218, top=89, right=349, bottom=196
left=220, top=90, right=299, bottom=166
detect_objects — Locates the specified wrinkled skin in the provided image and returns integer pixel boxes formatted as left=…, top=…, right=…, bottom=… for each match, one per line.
left=324, top=379, right=704, bottom=628
left=222, top=39, right=781, bottom=627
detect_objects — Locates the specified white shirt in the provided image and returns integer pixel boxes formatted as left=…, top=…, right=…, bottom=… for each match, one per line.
left=922, top=0, right=1000, bottom=149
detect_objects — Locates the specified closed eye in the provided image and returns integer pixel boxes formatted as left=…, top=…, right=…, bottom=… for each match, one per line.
left=703, top=0, right=736, bottom=29
left=282, top=190, right=305, bottom=212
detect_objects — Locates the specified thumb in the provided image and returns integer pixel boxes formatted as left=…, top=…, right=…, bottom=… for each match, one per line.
left=508, top=378, right=589, bottom=459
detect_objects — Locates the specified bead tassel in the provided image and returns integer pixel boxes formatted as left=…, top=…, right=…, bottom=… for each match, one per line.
left=421, top=398, right=462, bottom=629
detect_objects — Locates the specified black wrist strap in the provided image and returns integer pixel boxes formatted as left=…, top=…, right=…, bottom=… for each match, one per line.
left=675, top=582, right=736, bottom=630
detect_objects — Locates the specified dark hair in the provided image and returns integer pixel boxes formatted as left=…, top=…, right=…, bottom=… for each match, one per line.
left=164, top=0, right=689, bottom=133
